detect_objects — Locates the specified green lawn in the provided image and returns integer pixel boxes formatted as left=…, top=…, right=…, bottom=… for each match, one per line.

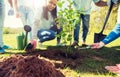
left=1, top=32, right=120, bottom=77
left=1, top=4, right=119, bottom=77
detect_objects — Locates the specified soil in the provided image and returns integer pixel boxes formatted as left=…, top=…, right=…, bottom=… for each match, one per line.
left=0, top=55, right=65, bottom=77
left=23, top=48, right=84, bottom=69
left=0, top=47, right=85, bottom=77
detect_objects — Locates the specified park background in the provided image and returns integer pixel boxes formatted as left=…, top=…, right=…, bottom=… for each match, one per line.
left=1, top=1, right=120, bottom=77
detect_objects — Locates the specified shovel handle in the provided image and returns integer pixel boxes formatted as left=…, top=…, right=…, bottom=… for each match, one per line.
left=100, top=0, right=114, bottom=34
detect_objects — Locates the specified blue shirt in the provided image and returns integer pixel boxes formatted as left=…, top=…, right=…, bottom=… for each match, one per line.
left=72, top=0, right=99, bottom=14
left=102, top=5, right=120, bottom=44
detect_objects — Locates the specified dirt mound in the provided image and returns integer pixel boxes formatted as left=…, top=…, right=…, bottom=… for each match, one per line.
left=0, top=55, right=65, bottom=77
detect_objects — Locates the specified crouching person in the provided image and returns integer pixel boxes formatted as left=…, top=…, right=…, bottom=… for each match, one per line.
left=25, top=0, right=61, bottom=52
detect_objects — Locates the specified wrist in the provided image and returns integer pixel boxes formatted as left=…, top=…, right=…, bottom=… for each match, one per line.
left=99, top=41, right=105, bottom=48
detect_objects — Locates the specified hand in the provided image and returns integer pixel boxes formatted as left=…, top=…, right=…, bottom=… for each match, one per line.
left=15, top=12, right=21, bottom=18
left=91, top=42, right=105, bottom=49
left=8, top=8, right=14, bottom=16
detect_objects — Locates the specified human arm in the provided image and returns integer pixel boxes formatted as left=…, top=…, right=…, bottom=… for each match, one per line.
left=91, top=24, right=120, bottom=49
left=32, top=7, right=42, bottom=39
left=12, top=0, right=20, bottom=18
left=8, top=0, right=13, bottom=7
left=102, top=24, right=120, bottom=45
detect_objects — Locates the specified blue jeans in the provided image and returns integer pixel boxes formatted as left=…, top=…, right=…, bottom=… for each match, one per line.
left=74, top=14, right=90, bottom=43
left=18, top=5, right=34, bottom=40
left=37, top=29, right=56, bottom=42
left=0, top=2, right=5, bottom=46
left=50, top=25, right=62, bottom=44
left=37, top=25, right=62, bottom=43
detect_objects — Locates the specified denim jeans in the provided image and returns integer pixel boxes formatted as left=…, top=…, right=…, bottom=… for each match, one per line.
left=73, top=14, right=90, bottom=43
left=37, top=29, right=56, bottom=42
left=18, top=5, right=34, bottom=40
left=0, top=2, right=5, bottom=46
left=50, top=25, right=62, bottom=44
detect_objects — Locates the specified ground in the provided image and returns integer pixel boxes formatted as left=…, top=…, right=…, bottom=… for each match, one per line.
left=0, top=46, right=86, bottom=77
left=1, top=44, right=120, bottom=77
left=24, top=46, right=84, bottom=69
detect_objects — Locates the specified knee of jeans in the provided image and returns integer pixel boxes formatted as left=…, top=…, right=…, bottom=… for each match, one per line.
left=50, top=33, right=55, bottom=39
left=52, top=35, right=56, bottom=39
left=49, top=32, right=55, bottom=39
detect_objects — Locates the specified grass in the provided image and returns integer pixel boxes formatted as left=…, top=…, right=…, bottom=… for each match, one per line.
left=1, top=32, right=120, bottom=77
left=1, top=5, right=119, bottom=77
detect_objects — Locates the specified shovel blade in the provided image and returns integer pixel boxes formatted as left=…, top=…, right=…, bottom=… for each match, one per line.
left=94, top=33, right=106, bottom=43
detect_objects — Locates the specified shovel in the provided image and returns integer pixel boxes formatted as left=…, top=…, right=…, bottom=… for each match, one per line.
left=94, top=1, right=114, bottom=43
left=23, top=25, right=31, bottom=48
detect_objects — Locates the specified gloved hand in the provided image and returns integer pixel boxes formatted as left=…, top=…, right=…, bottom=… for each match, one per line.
left=8, top=8, right=14, bottom=16
left=90, top=41, right=105, bottom=49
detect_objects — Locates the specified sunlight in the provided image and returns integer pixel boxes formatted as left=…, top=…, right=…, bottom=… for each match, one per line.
left=34, top=0, right=46, bottom=9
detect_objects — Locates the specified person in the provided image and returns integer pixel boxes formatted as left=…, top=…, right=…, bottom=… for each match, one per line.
left=91, top=2, right=120, bottom=75
left=8, top=0, right=14, bottom=16
left=12, top=0, right=35, bottom=41
left=71, top=0, right=118, bottom=47
left=25, top=0, right=61, bottom=52
left=0, top=0, right=10, bottom=53
left=105, top=64, right=120, bottom=75
left=91, top=4, right=120, bottom=49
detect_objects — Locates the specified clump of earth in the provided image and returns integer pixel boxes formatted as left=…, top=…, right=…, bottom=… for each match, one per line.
left=0, top=55, right=65, bottom=77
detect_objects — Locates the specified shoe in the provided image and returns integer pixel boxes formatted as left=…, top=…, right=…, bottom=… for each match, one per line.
left=71, top=42, right=79, bottom=47
left=24, top=40, right=37, bottom=53
left=0, top=47, right=5, bottom=53
left=2, top=45, right=10, bottom=49
left=82, top=44, right=88, bottom=47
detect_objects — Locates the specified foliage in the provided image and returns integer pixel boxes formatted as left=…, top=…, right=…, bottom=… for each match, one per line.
left=56, top=0, right=80, bottom=55
left=57, top=0, right=79, bottom=45
left=90, top=5, right=118, bottom=35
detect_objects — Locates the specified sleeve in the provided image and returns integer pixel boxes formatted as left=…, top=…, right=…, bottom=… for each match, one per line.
left=32, top=7, right=42, bottom=39
left=102, top=24, right=120, bottom=44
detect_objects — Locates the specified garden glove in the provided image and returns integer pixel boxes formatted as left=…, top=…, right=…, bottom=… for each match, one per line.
left=24, top=39, right=37, bottom=53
